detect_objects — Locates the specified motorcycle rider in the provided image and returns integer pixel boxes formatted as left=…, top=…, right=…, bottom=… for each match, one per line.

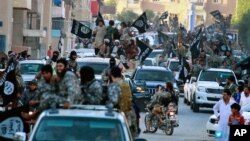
left=144, top=85, right=167, bottom=133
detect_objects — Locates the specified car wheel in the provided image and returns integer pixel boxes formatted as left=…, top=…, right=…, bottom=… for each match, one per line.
left=144, top=114, right=158, bottom=133
left=184, top=97, right=187, bottom=104
left=192, top=94, right=199, bottom=112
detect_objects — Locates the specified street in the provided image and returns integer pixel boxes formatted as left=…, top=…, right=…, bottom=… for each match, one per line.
left=138, top=97, right=215, bottom=141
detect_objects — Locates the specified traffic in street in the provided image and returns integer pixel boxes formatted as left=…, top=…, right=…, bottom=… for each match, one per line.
left=139, top=97, right=214, bottom=141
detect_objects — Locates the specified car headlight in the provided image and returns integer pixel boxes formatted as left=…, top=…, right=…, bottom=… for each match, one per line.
left=170, top=112, right=175, bottom=116
left=136, top=86, right=145, bottom=93
left=197, top=87, right=206, bottom=92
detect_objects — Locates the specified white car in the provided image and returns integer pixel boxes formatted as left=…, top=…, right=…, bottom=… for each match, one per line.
left=14, top=105, right=146, bottom=141
left=142, top=58, right=156, bottom=66
left=76, top=57, right=120, bottom=81
left=190, top=68, right=238, bottom=112
left=66, top=48, right=96, bottom=58
left=206, top=103, right=250, bottom=137
left=20, top=60, right=46, bottom=86
left=165, top=57, right=192, bottom=94
left=183, top=77, right=196, bottom=105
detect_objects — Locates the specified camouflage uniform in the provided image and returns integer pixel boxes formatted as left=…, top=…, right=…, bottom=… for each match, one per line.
left=222, top=57, right=235, bottom=69
left=101, top=67, right=111, bottom=86
left=36, top=77, right=58, bottom=112
left=20, top=89, right=39, bottom=105
left=107, top=82, right=121, bottom=105
left=207, top=54, right=221, bottom=68
left=224, top=83, right=237, bottom=98
left=68, top=59, right=80, bottom=74
left=56, top=71, right=81, bottom=105
left=81, top=79, right=103, bottom=105
left=108, top=79, right=138, bottom=138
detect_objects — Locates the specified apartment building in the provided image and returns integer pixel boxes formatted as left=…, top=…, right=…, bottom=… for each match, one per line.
left=0, top=0, right=13, bottom=53
left=116, top=0, right=236, bottom=31
left=12, top=0, right=52, bottom=58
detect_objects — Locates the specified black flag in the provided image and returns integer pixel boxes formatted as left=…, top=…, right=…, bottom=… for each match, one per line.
left=210, top=10, right=222, bottom=22
left=190, top=28, right=202, bottom=61
left=71, top=19, right=92, bottom=39
left=0, top=58, right=18, bottom=106
left=0, top=105, right=30, bottom=141
left=178, top=57, right=190, bottom=83
left=58, top=36, right=62, bottom=53
left=95, top=12, right=105, bottom=26
left=136, top=38, right=153, bottom=63
left=132, top=12, right=149, bottom=34
left=159, top=11, right=168, bottom=20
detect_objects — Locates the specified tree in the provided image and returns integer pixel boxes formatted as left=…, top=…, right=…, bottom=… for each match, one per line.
left=144, top=9, right=155, bottom=22
left=117, top=10, right=139, bottom=23
left=232, top=0, right=250, bottom=49
left=105, top=0, right=117, bottom=7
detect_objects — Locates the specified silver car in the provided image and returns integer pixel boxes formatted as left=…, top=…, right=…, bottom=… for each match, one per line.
left=20, top=60, right=46, bottom=86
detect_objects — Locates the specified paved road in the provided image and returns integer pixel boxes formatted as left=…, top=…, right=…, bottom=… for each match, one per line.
left=137, top=97, right=215, bottom=141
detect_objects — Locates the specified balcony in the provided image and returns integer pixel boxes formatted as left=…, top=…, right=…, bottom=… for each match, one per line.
left=52, top=1, right=66, bottom=18
left=23, top=29, right=46, bottom=37
left=13, top=0, right=31, bottom=10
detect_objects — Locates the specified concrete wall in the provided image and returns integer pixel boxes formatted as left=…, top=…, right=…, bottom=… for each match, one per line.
left=12, top=9, right=27, bottom=47
left=41, top=0, right=52, bottom=57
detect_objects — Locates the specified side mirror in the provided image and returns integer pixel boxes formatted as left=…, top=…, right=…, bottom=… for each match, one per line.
left=134, top=138, right=148, bottom=141
left=125, top=75, right=131, bottom=79
left=13, top=132, right=26, bottom=141
left=191, top=77, right=197, bottom=83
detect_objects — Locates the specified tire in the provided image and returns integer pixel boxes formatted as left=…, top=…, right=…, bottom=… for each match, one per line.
left=144, top=114, right=158, bottom=133
left=165, top=122, right=174, bottom=135
left=192, top=94, right=199, bottom=112
left=184, top=97, right=187, bottom=104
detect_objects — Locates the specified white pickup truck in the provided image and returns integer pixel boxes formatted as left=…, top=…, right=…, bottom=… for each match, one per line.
left=190, top=68, right=238, bottom=112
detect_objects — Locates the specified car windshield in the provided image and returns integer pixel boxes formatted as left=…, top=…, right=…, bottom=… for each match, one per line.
left=143, top=60, right=153, bottom=66
left=199, top=71, right=234, bottom=82
left=77, top=62, right=108, bottom=75
left=33, top=117, right=125, bottom=141
left=135, top=69, right=174, bottom=82
left=169, top=61, right=179, bottom=72
left=20, top=63, right=44, bottom=75
left=148, top=51, right=163, bottom=58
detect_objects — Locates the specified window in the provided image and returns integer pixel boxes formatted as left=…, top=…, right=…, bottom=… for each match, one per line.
left=77, top=62, right=108, bottom=75
left=0, top=35, right=6, bottom=52
left=213, top=0, right=221, bottom=4
left=135, top=70, right=174, bottom=82
left=0, top=21, right=2, bottom=27
left=199, top=71, right=234, bottom=82
left=128, top=0, right=139, bottom=4
left=169, top=61, right=180, bottom=72
left=33, top=117, right=125, bottom=141
left=52, top=20, right=64, bottom=30
left=20, top=63, right=44, bottom=75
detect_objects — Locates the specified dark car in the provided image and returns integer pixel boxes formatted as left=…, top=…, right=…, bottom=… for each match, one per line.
left=129, top=66, right=179, bottom=111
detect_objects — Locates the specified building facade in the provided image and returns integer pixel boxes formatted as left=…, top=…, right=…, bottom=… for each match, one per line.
left=0, top=0, right=13, bottom=53
left=116, top=0, right=236, bottom=31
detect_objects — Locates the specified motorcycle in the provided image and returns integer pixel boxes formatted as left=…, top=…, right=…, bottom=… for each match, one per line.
left=144, top=102, right=178, bottom=135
